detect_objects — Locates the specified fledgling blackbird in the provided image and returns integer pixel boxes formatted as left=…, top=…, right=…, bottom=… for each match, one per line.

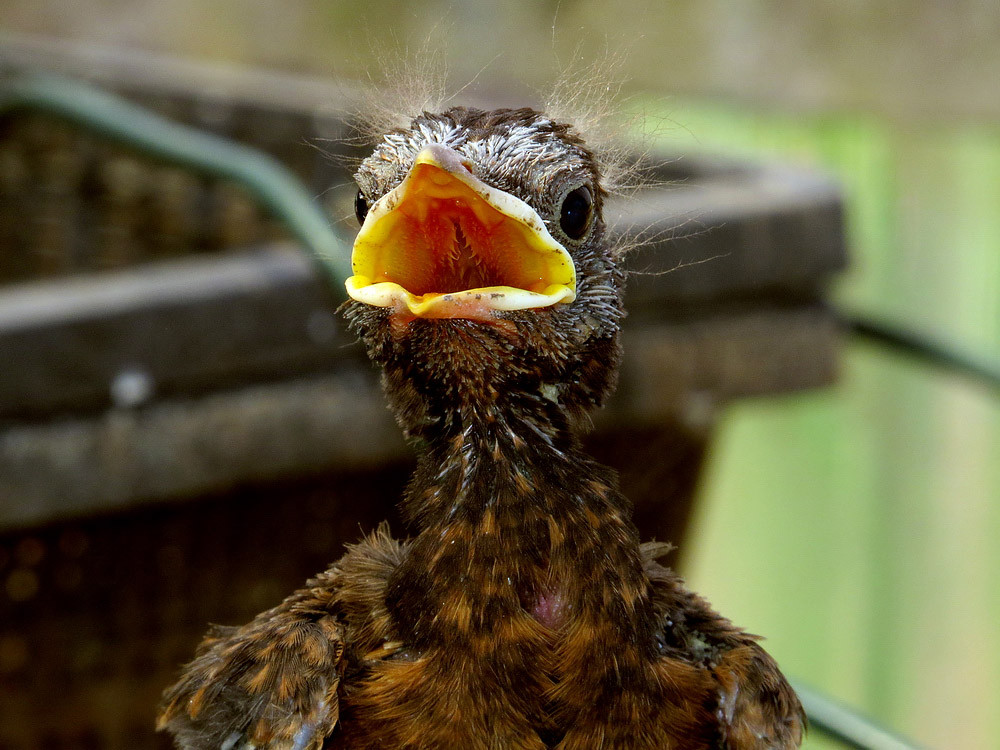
left=158, top=105, right=804, bottom=749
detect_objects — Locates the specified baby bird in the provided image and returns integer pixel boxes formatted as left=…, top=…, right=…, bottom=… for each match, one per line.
left=158, top=106, right=804, bottom=749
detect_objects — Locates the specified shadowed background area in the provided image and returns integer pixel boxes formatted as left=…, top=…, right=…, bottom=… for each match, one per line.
left=1, top=2, right=999, bottom=749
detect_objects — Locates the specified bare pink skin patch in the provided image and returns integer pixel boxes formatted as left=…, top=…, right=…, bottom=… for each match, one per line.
left=531, top=590, right=568, bottom=630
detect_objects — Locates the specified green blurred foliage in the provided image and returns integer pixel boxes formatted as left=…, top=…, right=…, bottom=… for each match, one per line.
left=653, top=97, right=1000, bottom=750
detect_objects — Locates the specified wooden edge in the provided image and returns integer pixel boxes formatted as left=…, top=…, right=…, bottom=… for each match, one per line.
left=0, top=370, right=403, bottom=531
left=0, top=246, right=353, bottom=419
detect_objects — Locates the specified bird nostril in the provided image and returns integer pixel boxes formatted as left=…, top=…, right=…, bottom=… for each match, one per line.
left=460, top=158, right=475, bottom=175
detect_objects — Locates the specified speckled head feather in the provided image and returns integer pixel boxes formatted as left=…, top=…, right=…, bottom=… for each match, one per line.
left=345, top=106, right=625, bottom=434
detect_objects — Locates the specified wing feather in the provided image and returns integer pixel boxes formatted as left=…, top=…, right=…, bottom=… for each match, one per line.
left=158, top=571, right=346, bottom=750
left=641, top=542, right=805, bottom=749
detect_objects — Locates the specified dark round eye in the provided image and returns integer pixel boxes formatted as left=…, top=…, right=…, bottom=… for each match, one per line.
left=354, top=189, right=370, bottom=225
left=559, top=185, right=594, bottom=240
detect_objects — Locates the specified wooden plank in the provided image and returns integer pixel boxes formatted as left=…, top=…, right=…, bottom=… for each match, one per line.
left=0, top=370, right=402, bottom=530
left=0, top=245, right=354, bottom=418
left=0, top=236, right=841, bottom=419
left=0, top=305, right=838, bottom=530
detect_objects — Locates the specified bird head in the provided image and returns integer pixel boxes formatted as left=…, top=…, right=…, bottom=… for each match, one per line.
left=343, top=107, right=624, bottom=430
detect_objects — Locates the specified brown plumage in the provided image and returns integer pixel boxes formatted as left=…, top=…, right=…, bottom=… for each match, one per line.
left=158, top=106, right=804, bottom=749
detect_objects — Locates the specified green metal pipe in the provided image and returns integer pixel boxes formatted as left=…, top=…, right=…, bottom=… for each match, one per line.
left=844, top=312, right=1000, bottom=393
left=792, top=681, right=925, bottom=750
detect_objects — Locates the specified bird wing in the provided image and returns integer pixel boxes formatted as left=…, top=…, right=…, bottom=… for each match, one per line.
left=712, top=643, right=806, bottom=750
left=158, top=572, right=345, bottom=750
left=641, top=542, right=806, bottom=749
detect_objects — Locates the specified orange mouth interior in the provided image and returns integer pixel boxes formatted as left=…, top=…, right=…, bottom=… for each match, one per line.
left=347, top=149, right=576, bottom=318
left=361, top=163, right=559, bottom=296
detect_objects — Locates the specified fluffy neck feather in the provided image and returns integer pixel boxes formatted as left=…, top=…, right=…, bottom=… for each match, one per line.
left=384, top=380, right=658, bottom=657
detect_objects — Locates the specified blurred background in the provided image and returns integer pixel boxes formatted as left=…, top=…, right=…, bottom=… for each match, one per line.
left=2, top=2, right=999, bottom=749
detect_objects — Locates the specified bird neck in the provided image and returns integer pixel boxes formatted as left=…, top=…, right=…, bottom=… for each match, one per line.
left=387, top=393, right=657, bottom=647
left=403, top=391, right=577, bottom=523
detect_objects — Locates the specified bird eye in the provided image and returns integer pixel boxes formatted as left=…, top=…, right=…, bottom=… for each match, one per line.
left=559, top=185, right=593, bottom=240
left=354, top=189, right=370, bottom=225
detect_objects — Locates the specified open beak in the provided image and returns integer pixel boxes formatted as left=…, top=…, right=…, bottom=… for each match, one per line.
left=346, top=144, right=577, bottom=318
